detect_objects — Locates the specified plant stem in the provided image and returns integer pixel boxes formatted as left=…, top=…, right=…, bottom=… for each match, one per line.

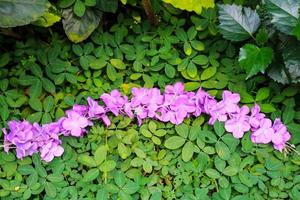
left=142, top=0, right=159, bottom=25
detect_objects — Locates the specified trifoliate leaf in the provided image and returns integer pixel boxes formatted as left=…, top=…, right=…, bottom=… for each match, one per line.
left=218, top=4, right=260, bottom=41
left=239, top=44, right=273, bottom=79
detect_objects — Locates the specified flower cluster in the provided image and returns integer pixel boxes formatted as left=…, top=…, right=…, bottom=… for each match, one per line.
left=2, top=82, right=291, bottom=162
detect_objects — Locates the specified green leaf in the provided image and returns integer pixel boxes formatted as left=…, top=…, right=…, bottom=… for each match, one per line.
left=222, top=166, right=238, bottom=176
left=184, top=82, right=201, bottom=91
left=201, top=66, right=216, bottom=80
left=205, top=168, right=221, bottom=179
left=214, top=121, right=225, bottom=137
left=96, top=0, right=118, bottom=13
left=175, top=123, right=189, bottom=138
left=62, top=8, right=102, bottom=43
left=110, top=59, right=126, bottom=69
left=107, top=64, right=117, bottom=81
left=255, top=87, right=270, bottom=101
left=293, top=19, right=300, bottom=41
left=85, top=0, right=96, bottom=6
left=218, top=4, right=260, bottom=41
left=29, top=79, right=42, bottom=98
left=265, top=0, right=300, bottom=35
left=216, top=141, right=231, bottom=160
left=187, top=61, right=197, bottom=78
left=0, top=53, right=10, bottom=68
left=43, top=96, right=54, bottom=112
left=182, top=141, right=194, bottom=162
left=283, top=106, right=295, bottom=124
left=165, top=64, right=176, bottom=78
left=74, top=0, right=86, bottom=17
left=239, top=44, right=273, bottom=79
left=114, top=171, right=126, bottom=187
left=83, top=168, right=99, bottom=182
left=118, top=143, right=131, bottom=159
left=58, top=0, right=76, bottom=8
left=45, top=182, right=57, bottom=198
left=47, top=174, right=64, bottom=183
left=184, top=42, right=192, bottom=56
left=122, top=181, right=140, bottom=194
left=78, top=154, right=97, bottom=167
left=100, top=160, right=116, bottom=172
left=0, top=0, right=49, bottom=28
left=192, top=55, right=209, bottom=65
left=164, top=136, right=186, bottom=150
left=94, top=145, right=108, bottom=165
left=29, top=98, right=43, bottom=112
left=42, top=78, right=55, bottom=93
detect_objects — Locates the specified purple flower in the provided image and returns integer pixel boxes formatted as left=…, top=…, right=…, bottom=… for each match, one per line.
left=249, top=104, right=265, bottom=130
left=101, top=90, right=132, bottom=117
left=87, top=97, right=111, bottom=126
left=157, top=83, right=196, bottom=125
left=225, top=106, right=251, bottom=138
left=131, top=87, right=163, bottom=124
left=271, top=118, right=291, bottom=151
left=208, top=91, right=240, bottom=125
left=61, top=111, right=92, bottom=137
left=251, top=118, right=274, bottom=144
left=3, top=121, right=40, bottom=159
left=71, top=104, right=88, bottom=116
left=40, top=142, right=64, bottom=162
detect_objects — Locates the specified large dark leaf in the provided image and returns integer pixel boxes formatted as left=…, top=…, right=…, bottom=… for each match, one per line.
left=218, top=4, right=260, bottom=41
left=239, top=44, right=273, bottom=79
left=0, top=0, right=49, bottom=28
left=96, top=0, right=118, bottom=13
left=62, top=8, right=102, bottom=43
left=282, top=41, right=300, bottom=83
left=268, top=40, right=300, bottom=84
left=265, top=0, right=300, bottom=35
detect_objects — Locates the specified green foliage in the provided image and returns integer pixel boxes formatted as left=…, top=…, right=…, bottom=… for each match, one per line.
left=0, top=4, right=300, bottom=200
left=218, top=1, right=300, bottom=83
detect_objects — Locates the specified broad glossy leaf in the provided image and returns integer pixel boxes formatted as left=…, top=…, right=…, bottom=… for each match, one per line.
left=218, top=4, right=260, bottom=41
left=239, top=44, right=273, bottom=79
left=282, top=42, right=300, bottom=83
left=265, top=0, right=300, bottom=35
left=163, top=0, right=215, bottom=14
left=62, top=8, right=102, bottom=43
left=0, top=0, right=49, bottom=28
left=32, top=5, right=61, bottom=27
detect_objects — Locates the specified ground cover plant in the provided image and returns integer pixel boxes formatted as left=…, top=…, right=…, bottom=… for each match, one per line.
left=0, top=0, right=300, bottom=199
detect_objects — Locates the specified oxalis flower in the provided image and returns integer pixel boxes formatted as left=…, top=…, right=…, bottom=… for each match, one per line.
left=87, top=97, right=111, bottom=126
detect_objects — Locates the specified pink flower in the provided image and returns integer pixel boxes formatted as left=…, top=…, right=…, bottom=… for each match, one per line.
left=251, top=119, right=274, bottom=144
left=87, top=97, right=111, bottom=126
left=62, top=111, right=92, bottom=137
left=249, top=104, right=265, bottom=131
left=272, top=119, right=291, bottom=151
left=225, top=106, right=251, bottom=138
left=208, top=91, right=240, bottom=124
